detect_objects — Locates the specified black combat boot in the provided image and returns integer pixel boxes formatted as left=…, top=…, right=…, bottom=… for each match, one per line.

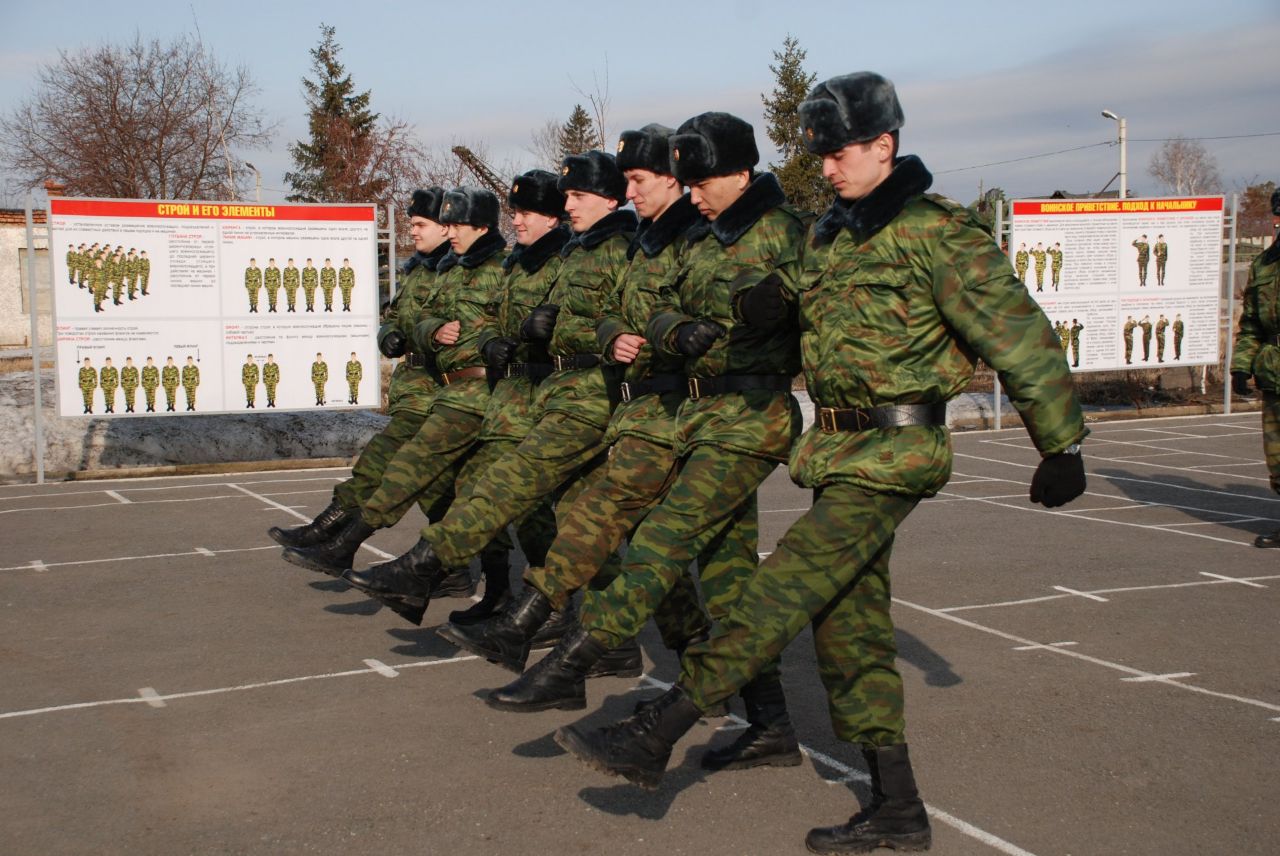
left=448, top=547, right=511, bottom=625
left=586, top=637, right=643, bottom=679
left=529, top=597, right=576, bottom=650
left=486, top=625, right=607, bottom=712
left=267, top=500, right=350, bottom=549
left=701, top=673, right=801, bottom=771
left=431, top=567, right=476, bottom=598
left=437, top=587, right=554, bottom=672
left=555, top=685, right=702, bottom=789
left=341, top=538, right=444, bottom=623
left=1255, top=530, right=1280, bottom=548
left=281, top=516, right=375, bottom=576
left=804, top=744, right=931, bottom=854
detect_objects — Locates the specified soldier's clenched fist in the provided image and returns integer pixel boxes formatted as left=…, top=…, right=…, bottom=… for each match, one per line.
left=673, top=320, right=726, bottom=357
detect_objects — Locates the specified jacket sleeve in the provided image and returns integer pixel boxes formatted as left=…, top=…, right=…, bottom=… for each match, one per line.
left=1231, top=258, right=1264, bottom=375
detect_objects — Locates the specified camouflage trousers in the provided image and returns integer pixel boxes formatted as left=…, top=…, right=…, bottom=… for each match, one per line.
left=1263, top=393, right=1280, bottom=494
left=1124, top=335, right=1134, bottom=363
left=123, top=388, right=136, bottom=410
left=424, top=411, right=607, bottom=567
left=144, top=387, right=156, bottom=410
left=1156, top=333, right=1166, bottom=362
left=1156, top=259, right=1167, bottom=285
left=247, top=290, right=259, bottom=311
left=679, top=484, right=919, bottom=747
left=1137, top=259, right=1148, bottom=283
left=323, top=287, right=335, bottom=310
left=341, top=286, right=354, bottom=310
left=1174, top=334, right=1182, bottom=359
left=244, top=384, right=256, bottom=406
left=451, top=437, right=558, bottom=573
left=164, top=386, right=177, bottom=409
left=183, top=386, right=196, bottom=409
left=332, top=408, right=454, bottom=524
left=285, top=288, right=298, bottom=311
left=80, top=388, right=94, bottom=411
left=266, top=288, right=279, bottom=311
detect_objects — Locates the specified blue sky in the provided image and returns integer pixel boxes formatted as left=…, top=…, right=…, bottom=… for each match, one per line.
left=2, top=0, right=1277, bottom=206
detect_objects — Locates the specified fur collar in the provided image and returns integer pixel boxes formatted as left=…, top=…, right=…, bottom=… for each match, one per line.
left=402, top=241, right=450, bottom=275
left=812, top=155, right=933, bottom=246
left=1263, top=233, right=1280, bottom=266
left=438, top=230, right=506, bottom=273
left=562, top=210, right=639, bottom=256
left=685, top=172, right=786, bottom=248
left=505, top=224, right=571, bottom=274
left=629, top=194, right=699, bottom=259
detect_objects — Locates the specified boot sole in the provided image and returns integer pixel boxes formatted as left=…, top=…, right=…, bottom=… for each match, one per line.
left=435, top=625, right=527, bottom=674
left=486, top=693, right=585, bottom=713
left=280, top=549, right=349, bottom=576
left=805, top=829, right=931, bottom=854
left=585, top=665, right=644, bottom=680
left=701, top=749, right=803, bottom=772
left=553, top=726, right=662, bottom=790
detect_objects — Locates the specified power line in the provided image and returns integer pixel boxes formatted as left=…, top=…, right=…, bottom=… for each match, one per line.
left=1129, top=132, right=1280, bottom=142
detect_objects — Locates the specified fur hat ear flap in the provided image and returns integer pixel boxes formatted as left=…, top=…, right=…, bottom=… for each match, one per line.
left=670, top=112, right=758, bottom=184
left=439, top=187, right=501, bottom=231
left=408, top=186, right=446, bottom=221
left=557, top=151, right=627, bottom=203
left=616, top=124, right=676, bottom=175
left=510, top=170, right=567, bottom=219
left=799, top=71, right=904, bottom=155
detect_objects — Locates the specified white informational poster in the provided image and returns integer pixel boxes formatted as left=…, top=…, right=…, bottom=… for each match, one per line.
left=48, top=198, right=379, bottom=417
left=1010, top=196, right=1224, bottom=372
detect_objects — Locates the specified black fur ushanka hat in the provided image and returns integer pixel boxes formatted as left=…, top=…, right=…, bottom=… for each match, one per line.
left=799, top=71, right=904, bottom=155
left=557, top=150, right=627, bottom=203
left=616, top=124, right=676, bottom=176
left=407, top=186, right=446, bottom=221
left=438, top=187, right=501, bottom=230
left=509, top=170, right=566, bottom=219
left=669, top=112, right=758, bottom=184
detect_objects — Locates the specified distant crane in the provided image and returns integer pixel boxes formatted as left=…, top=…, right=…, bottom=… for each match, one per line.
left=451, top=146, right=515, bottom=238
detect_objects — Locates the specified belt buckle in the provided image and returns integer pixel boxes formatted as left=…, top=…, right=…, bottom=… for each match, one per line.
left=620, top=382, right=633, bottom=403
left=818, top=407, right=837, bottom=433
left=687, top=378, right=702, bottom=400
left=552, top=355, right=567, bottom=372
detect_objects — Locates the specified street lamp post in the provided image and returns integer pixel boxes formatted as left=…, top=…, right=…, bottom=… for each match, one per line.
left=244, top=161, right=263, bottom=203
left=1101, top=110, right=1127, bottom=199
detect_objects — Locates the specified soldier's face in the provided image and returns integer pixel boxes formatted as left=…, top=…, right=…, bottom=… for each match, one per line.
left=563, top=191, right=616, bottom=233
left=446, top=223, right=488, bottom=254
left=511, top=209, right=558, bottom=247
left=409, top=216, right=449, bottom=253
left=689, top=173, right=748, bottom=222
left=625, top=169, right=680, bottom=220
left=821, top=135, right=894, bottom=201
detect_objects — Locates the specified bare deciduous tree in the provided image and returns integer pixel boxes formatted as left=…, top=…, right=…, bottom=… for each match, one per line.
left=0, top=34, right=273, bottom=200
left=1147, top=137, right=1222, bottom=196
left=526, top=118, right=564, bottom=171
left=570, top=61, right=611, bottom=152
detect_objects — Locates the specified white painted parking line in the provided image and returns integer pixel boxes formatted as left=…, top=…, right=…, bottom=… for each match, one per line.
left=104, top=490, right=132, bottom=504
left=138, top=687, right=166, bottom=708
left=363, top=659, right=399, bottom=678
left=28, top=560, right=47, bottom=573
left=1121, top=673, right=1196, bottom=683
left=194, top=547, right=216, bottom=557
left=227, top=483, right=396, bottom=560
left=0, top=545, right=278, bottom=573
left=940, top=573, right=1280, bottom=613
left=1012, top=641, right=1078, bottom=651
left=0, top=474, right=345, bottom=501
left=1198, top=571, right=1268, bottom=588
left=1053, top=586, right=1109, bottom=602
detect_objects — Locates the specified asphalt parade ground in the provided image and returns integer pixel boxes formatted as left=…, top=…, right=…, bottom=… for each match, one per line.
left=1, top=411, right=1277, bottom=856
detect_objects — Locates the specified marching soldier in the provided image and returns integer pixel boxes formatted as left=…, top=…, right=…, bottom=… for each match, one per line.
left=162, top=357, right=180, bottom=412
left=138, top=251, right=151, bottom=295
left=242, top=354, right=260, bottom=408
left=552, top=71, right=1088, bottom=855
left=1154, top=234, right=1168, bottom=285
left=1050, top=241, right=1063, bottom=290
left=1230, top=187, right=1280, bottom=546
left=181, top=356, right=200, bottom=411
left=1173, top=313, right=1184, bottom=360
left=141, top=357, right=160, bottom=412
left=283, top=259, right=300, bottom=312
left=264, top=258, right=282, bottom=312
left=1070, top=318, right=1084, bottom=368
left=99, top=357, right=119, bottom=414
left=1155, top=314, right=1169, bottom=362
left=120, top=356, right=139, bottom=413
left=339, top=258, right=356, bottom=311
left=1133, top=234, right=1150, bottom=285
left=302, top=258, right=319, bottom=311
left=1123, top=315, right=1137, bottom=364
left=245, top=258, right=263, bottom=313
left=78, top=357, right=97, bottom=414
left=1139, top=314, right=1153, bottom=361
left=320, top=259, right=338, bottom=312
left=263, top=354, right=280, bottom=407
left=1014, top=242, right=1028, bottom=284
left=1030, top=241, right=1047, bottom=291
left=311, top=353, right=328, bottom=405
left=345, top=352, right=362, bottom=404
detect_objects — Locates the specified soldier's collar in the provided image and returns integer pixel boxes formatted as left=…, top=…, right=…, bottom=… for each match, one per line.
left=686, top=173, right=787, bottom=249
left=562, top=210, right=639, bottom=256
left=813, top=155, right=933, bottom=246
left=630, top=194, right=699, bottom=260
left=1263, top=235, right=1280, bottom=266
left=456, top=230, right=507, bottom=269
left=506, top=224, right=571, bottom=274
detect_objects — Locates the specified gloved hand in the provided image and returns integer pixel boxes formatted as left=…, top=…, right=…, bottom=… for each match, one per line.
left=1029, top=451, right=1086, bottom=508
left=1231, top=372, right=1253, bottom=397
left=482, top=336, right=518, bottom=369
left=674, top=320, right=727, bottom=357
left=379, top=330, right=407, bottom=358
left=738, top=273, right=787, bottom=332
left=520, top=304, right=559, bottom=342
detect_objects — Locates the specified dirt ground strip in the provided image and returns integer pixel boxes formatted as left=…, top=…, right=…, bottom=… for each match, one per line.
left=1, top=412, right=1276, bottom=856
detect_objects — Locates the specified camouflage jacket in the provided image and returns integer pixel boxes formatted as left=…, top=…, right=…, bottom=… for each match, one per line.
left=263, top=363, right=279, bottom=385
left=264, top=267, right=281, bottom=290
left=1155, top=318, right=1168, bottom=336
left=141, top=366, right=159, bottom=389
left=597, top=194, right=700, bottom=448
left=383, top=245, right=449, bottom=417
left=1123, top=319, right=1137, bottom=339
left=1014, top=249, right=1029, bottom=269
left=790, top=155, right=1087, bottom=497
left=302, top=267, right=319, bottom=291
left=339, top=267, right=356, bottom=290
left=1132, top=240, right=1150, bottom=261
left=415, top=230, right=507, bottom=418
left=346, top=360, right=362, bottom=382
left=283, top=267, right=300, bottom=291
left=1139, top=320, right=1153, bottom=339
left=78, top=367, right=97, bottom=391
left=1173, top=319, right=1184, bottom=336
left=162, top=366, right=179, bottom=388
left=310, top=362, right=327, bottom=383
left=647, top=173, right=806, bottom=462
left=535, top=210, right=637, bottom=431
left=1154, top=241, right=1168, bottom=261
left=320, top=268, right=337, bottom=291
left=100, top=366, right=119, bottom=389
left=121, top=366, right=139, bottom=390
left=242, top=363, right=260, bottom=385
left=181, top=365, right=199, bottom=387
left=479, top=224, right=569, bottom=442
left=245, top=267, right=262, bottom=291
left=1231, top=240, right=1280, bottom=390
left=138, top=258, right=150, bottom=278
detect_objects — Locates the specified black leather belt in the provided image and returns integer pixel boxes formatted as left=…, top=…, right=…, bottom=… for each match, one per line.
left=551, top=353, right=602, bottom=371
left=403, top=352, right=431, bottom=369
left=504, top=362, right=554, bottom=380
left=1269, top=335, right=1280, bottom=346
left=686, top=374, right=792, bottom=401
left=619, top=373, right=684, bottom=403
left=441, top=366, right=488, bottom=385
left=816, top=403, right=947, bottom=433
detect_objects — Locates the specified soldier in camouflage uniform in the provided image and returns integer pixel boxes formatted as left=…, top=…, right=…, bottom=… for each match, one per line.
left=339, top=259, right=356, bottom=311
left=302, top=259, right=319, bottom=311
left=99, top=357, right=119, bottom=414
left=1030, top=241, right=1047, bottom=291
left=1139, top=314, right=1153, bottom=361
left=1154, top=314, right=1168, bottom=363
left=91, top=258, right=107, bottom=312
left=311, top=353, right=328, bottom=405
left=341, top=153, right=640, bottom=629
left=1154, top=234, right=1168, bottom=286
left=125, top=249, right=139, bottom=300
left=181, top=356, right=200, bottom=411
left=138, top=251, right=151, bottom=295
left=1069, top=318, right=1084, bottom=367
left=1049, top=242, right=1063, bottom=290
left=243, top=354, right=260, bottom=408
left=1230, top=188, right=1280, bottom=547
left=345, top=352, right=362, bottom=404
left=141, top=357, right=160, bottom=412
left=78, top=357, right=97, bottom=414
left=1173, top=313, right=1184, bottom=360
left=264, top=259, right=282, bottom=312
left=1055, top=320, right=1069, bottom=351
left=1014, top=242, right=1028, bottom=284
left=283, top=259, right=300, bottom=312
left=77, top=244, right=89, bottom=288
left=162, top=357, right=180, bottom=411
left=1133, top=234, right=1150, bottom=286
left=65, top=244, right=77, bottom=285
left=263, top=354, right=280, bottom=407
left=1123, top=315, right=1137, bottom=364
left=554, top=72, right=1089, bottom=856
left=321, top=259, right=338, bottom=312
left=109, top=252, right=124, bottom=305
left=120, top=356, right=139, bottom=413
left=245, top=259, right=263, bottom=313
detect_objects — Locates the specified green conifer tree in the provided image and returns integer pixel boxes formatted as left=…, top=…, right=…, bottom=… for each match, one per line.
left=558, top=104, right=601, bottom=160
left=761, top=36, right=828, bottom=215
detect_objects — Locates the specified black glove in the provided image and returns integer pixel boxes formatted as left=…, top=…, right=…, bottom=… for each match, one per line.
left=520, top=304, right=559, bottom=342
left=1231, top=372, right=1253, bottom=397
left=1029, top=451, right=1086, bottom=508
left=674, top=320, right=727, bottom=357
left=379, top=330, right=407, bottom=358
left=738, top=273, right=787, bottom=332
left=481, top=336, right=518, bottom=369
